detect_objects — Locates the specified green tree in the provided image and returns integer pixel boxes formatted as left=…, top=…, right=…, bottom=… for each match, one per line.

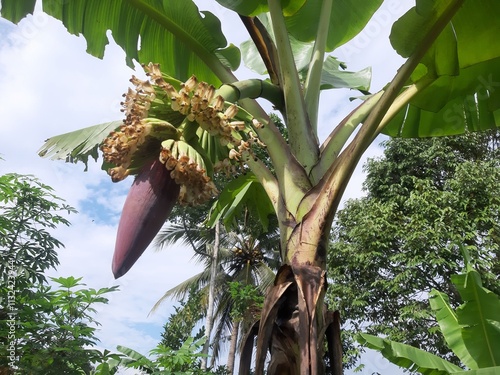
left=107, top=337, right=222, bottom=375
left=2, top=1, right=500, bottom=373
left=159, top=287, right=205, bottom=351
left=327, top=131, right=500, bottom=367
left=0, top=173, right=75, bottom=286
left=0, top=173, right=118, bottom=374
left=359, top=250, right=500, bottom=375
left=9, top=277, right=118, bottom=374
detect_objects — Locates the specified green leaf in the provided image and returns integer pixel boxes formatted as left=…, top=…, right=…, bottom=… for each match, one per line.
left=236, top=0, right=383, bottom=77
left=384, top=1, right=500, bottom=138
left=94, top=362, right=111, bottom=375
left=208, top=172, right=274, bottom=231
left=38, top=121, right=122, bottom=170
left=317, top=56, right=371, bottom=92
left=451, top=368, right=500, bottom=375
left=453, top=267, right=500, bottom=368
left=215, top=0, right=306, bottom=17
left=390, top=1, right=456, bottom=60
left=429, top=289, right=478, bottom=369
left=241, top=17, right=371, bottom=92
left=391, top=1, right=500, bottom=70
left=383, top=59, right=500, bottom=138
left=116, top=345, right=154, bottom=365
left=358, top=333, right=463, bottom=375
left=50, top=276, right=84, bottom=288
left=0, top=0, right=36, bottom=23
left=285, top=0, right=383, bottom=51
left=214, top=0, right=268, bottom=17
left=216, top=43, right=241, bottom=71
left=2, top=0, right=238, bottom=85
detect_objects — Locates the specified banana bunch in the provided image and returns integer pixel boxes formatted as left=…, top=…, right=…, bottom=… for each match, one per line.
left=160, top=139, right=217, bottom=206
left=106, top=63, right=266, bottom=279
left=101, top=119, right=178, bottom=182
left=144, top=63, right=249, bottom=148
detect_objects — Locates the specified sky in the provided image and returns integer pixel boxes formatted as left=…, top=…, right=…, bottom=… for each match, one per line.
left=0, top=1, right=411, bottom=373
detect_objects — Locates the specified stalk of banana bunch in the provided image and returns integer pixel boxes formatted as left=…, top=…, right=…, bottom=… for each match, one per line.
left=103, top=63, right=266, bottom=278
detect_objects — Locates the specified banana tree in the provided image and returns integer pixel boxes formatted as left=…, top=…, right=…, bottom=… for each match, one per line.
left=2, top=0, right=500, bottom=374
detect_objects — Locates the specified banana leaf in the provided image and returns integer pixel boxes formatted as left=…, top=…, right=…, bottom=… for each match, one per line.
left=219, top=0, right=383, bottom=51
left=38, top=121, right=122, bottom=170
left=451, top=368, right=500, bottom=375
left=0, top=0, right=239, bottom=85
left=429, top=289, right=478, bottom=369
left=384, top=0, right=500, bottom=138
left=453, top=266, right=500, bottom=368
left=358, top=333, right=463, bottom=375
left=208, top=172, right=274, bottom=231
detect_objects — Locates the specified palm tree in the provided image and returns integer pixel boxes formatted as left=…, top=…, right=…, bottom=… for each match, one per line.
left=151, top=209, right=280, bottom=369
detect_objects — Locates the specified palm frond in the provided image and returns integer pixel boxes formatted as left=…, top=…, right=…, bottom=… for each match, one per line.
left=149, top=270, right=211, bottom=314
left=154, top=223, right=209, bottom=255
left=254, top=262, right=277, bottom=293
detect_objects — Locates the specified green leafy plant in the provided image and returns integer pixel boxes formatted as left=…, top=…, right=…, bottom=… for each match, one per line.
left=0, top=171, right=118, bottom=374
left=358, top=249, right=500, bottom=375
left=159, top=287, right=205, bottom=351
left=9, top=277, right=119, bottom=374
left=103, top=337, right=219, bottom=375
left=2, top=1, right=500, bottom=373
left=229, top=281, right=264, bottom=322
left=0, top=173, right=76, bottom=286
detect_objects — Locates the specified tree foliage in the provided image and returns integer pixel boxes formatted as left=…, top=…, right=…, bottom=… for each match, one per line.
left=103, top=337, right=227, bottom=375
left=160, top=287, right=205, bottom=351
left=0, top=172, right=118, bottom=374
left=0, top=173, right=76, bottom=285
left=5, top=277, right=118, bottom=374
left=328, top=130, right=500, bottom=366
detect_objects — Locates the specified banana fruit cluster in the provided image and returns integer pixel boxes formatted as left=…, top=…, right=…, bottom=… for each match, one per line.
left=160, top=139, right=217, bottom=205
left=105, top=63, right=260, bottom=278
left=101, top=119, right=177, bottom=182
left=144, top=63, right=247, bottom=147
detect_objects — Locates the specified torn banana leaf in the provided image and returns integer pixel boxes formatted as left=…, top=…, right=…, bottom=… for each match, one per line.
left=38, top=121, right=122, bottom=171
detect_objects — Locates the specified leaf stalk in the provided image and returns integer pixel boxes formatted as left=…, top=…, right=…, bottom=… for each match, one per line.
left=303, top=0, right=333, bottom=132
left=267, top=0, right=319, bottom=171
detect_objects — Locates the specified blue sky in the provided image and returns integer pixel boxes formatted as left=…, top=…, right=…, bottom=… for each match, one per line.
left=0, top=1, right=413, bottom=373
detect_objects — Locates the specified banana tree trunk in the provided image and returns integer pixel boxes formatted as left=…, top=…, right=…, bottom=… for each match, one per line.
left=240, top=212, right=341, bottom=375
